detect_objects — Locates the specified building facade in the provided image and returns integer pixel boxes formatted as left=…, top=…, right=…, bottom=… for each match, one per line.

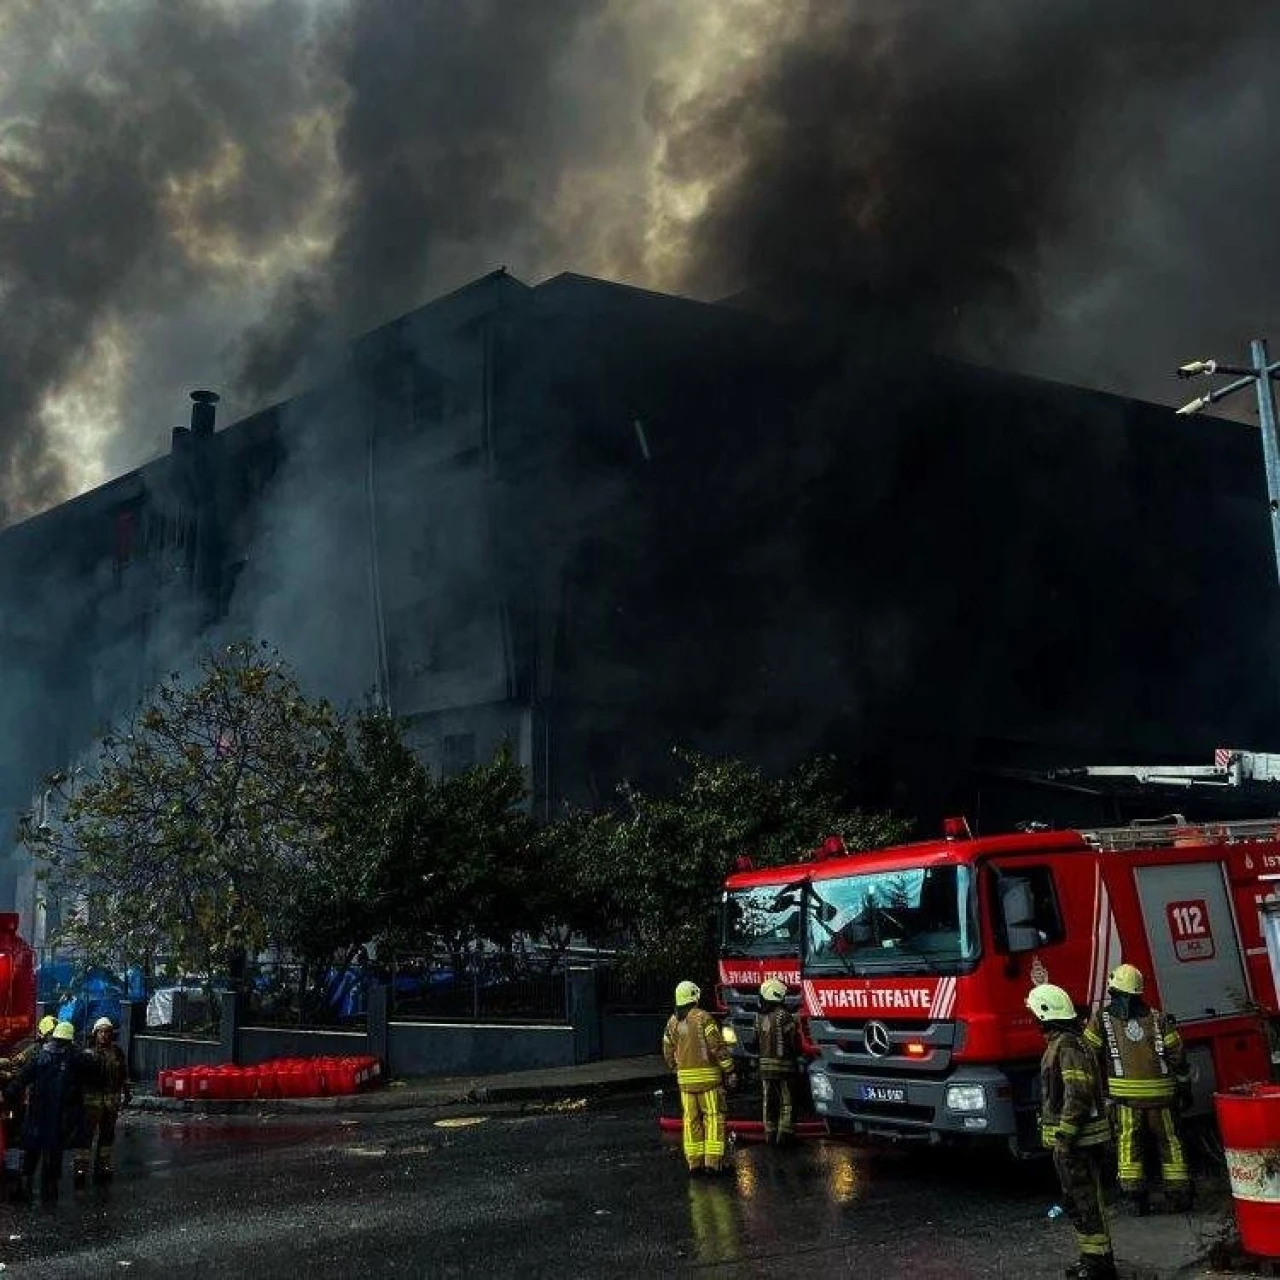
left=2, top=268, right=1278, bottom=930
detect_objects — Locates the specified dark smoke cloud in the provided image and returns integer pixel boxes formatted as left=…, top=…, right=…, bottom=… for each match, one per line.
left=0, top=0, right=334, bottom=520
left=661, top=2, right=1280, bottom=395
left=4, top=0, right=1280, bottom=526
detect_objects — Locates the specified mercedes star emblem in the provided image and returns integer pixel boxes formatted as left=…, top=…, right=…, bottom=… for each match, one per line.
left=864, top=1019, right=892, bottom=1057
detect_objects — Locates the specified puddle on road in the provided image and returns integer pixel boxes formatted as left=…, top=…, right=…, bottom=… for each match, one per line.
left=680, top=1143, right=868, bottom=1266
left=433, top=1116, right=488, bottom=1129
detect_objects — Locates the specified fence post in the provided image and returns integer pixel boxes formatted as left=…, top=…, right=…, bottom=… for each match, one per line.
left=220, top=988, right=244, bottom=1065
left=367, top=982, right=390, bottom=1074
left=567, top=967, right=602, bottom=1065
left=119, top=998, right=145, bottom=1080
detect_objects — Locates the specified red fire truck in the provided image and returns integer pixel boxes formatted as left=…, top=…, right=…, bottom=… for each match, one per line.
left=717, top=862, right=806, bottom=1066
left=0, top=914, right=38, bottom=1174
left=799, top=813, right=1280, bottom=1155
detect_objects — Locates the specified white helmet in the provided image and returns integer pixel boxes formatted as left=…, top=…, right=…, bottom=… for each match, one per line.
left=92, top=1017, right=116, bottom=1034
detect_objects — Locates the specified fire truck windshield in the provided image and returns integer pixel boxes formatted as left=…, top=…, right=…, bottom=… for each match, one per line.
left=721, top=885, right=802, bottom=956
left=803, top=866, right=978, bottom=974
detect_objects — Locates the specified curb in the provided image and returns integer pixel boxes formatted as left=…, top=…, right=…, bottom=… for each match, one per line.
left=129, top=1072, right=671, bottom=1117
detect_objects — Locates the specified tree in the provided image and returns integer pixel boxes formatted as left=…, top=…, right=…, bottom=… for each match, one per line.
left=21, top=642, right=338, bottom=989
left=573, top=749, right=912, bottom=979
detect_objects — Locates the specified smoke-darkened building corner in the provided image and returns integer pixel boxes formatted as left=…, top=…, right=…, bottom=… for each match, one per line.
left=3, top=267, right=1280, bottom=929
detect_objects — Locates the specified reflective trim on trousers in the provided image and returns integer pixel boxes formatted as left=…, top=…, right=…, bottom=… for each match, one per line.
left=681, top=1087, right=727, bottom=1170
left=1116, top=1103, right=1188, bottom=1191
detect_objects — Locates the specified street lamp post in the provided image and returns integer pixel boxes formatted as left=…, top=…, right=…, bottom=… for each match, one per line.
left=1177, top=340, right=1280, bottom=585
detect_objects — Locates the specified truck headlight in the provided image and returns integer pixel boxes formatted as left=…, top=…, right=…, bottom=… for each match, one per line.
left=945, top=1084, right=986, bottom=1112
left=809, top=1072, right=835, bottom=1104
left=720, top=1024, right=738, bottom=1047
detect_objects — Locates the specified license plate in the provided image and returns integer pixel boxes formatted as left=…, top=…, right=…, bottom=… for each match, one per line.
left=857, top=1084, right=907, bottom=1104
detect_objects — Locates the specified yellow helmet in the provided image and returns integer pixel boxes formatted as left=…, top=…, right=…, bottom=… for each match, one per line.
left=1025, top=983, right=1077, bottom=1024
left=760, top=978, right=788, bottom=1003
left=51, top=1021, right=76, bottom=1043
left=37, top=1015, right=57, bottom=1038
left=674, top=980, right=701, bottom=1007
left=1108, top=963, right=1145, bottom=996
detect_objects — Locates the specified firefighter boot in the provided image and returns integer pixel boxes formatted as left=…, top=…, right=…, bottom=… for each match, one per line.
left=1064, top=1256, right=1118, bottom=1280
left=1119, top=1187, right=1149, bottom=1217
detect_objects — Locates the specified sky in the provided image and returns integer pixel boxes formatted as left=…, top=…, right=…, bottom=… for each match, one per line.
left=3, top=0, right=1280, bottom=525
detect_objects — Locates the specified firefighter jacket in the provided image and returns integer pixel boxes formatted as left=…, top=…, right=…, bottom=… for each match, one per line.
left=85, top=1043, right=130, bottom=1110
left=754, top=1006, right=799, bottom=1080
left=663, top=1007, right=734, bottom=1094
left=1038, top=1027, right=1111, bottom=1150
left=0, top=1038, right=41, bottom=1081
left=3, top=1043, right=93, bottom=1153
left=1083, top=999, right=1189, bottom=1108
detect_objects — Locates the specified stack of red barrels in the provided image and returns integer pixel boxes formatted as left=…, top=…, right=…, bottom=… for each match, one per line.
left=158, top=1055, right=383, bottom=1101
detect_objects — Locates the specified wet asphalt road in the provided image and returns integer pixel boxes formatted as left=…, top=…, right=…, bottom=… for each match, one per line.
left=0, top=1095, right=1091, bottom=1278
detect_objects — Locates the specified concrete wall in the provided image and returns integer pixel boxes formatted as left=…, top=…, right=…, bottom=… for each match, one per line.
left=238, top=1026, right=366, bottom=1064
left=124, top=984, right=591, bottom=1083
left=601, top=1012, right=666, bottom=1060
left=385, top=1021, right=575, bottom=1077
left=131, top=1035, right=221, bottom=1079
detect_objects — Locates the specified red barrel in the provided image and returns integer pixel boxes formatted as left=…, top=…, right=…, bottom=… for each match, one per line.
left=1216, top=1084, right=1280, bottom=1258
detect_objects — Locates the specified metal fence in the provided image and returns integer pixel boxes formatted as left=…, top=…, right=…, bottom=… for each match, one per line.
left=242, top=961, right=369, bottom=1029
left=597, top=965, right=686, bottom=1013
left=387, top=954, right=568, bottom=1022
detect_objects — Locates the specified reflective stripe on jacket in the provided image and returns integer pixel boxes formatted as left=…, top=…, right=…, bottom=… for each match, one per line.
left=663, top=1007, right=733, bottom=1093
left=1084, top=1005, right=1188, bottom=1107
left=754, top=1007, right=799, bottom=1079
left=1039, top=1028, right=1111, bottom=1149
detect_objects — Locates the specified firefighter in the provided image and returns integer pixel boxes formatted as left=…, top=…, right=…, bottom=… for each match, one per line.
left=662, top=980, right=737, bottom=1176
left=1027, top=983, right=1116, bottom=1280
left=75, top=1016, right=130, bottom=1186
left=754, top=978, right=799, bottom=1146
left=4, top=1021, right=91, bottom=1202
left=0, top=1015, right=57, bottom=1080
left=1084, top=962, right=1192, bottom=1215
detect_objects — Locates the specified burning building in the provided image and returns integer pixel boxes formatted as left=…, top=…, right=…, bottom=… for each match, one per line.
left=1, top=268, right=1278, bottom=920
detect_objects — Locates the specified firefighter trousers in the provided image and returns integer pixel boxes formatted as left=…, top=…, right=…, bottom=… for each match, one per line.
left=1114, top=1103, right=1189, bottom=1195
left=680, top=1087, right=727, bottom=1172
left=21, top=1147, right=63, bottom=1201
left=1052, top=1142, right=1113, bottom=1262
left=760, top=1076, right=794, bottom=1141
left=75, top=1100, right=118, bottom=1178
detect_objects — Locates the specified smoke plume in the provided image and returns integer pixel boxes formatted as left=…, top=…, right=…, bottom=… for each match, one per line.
left=2, top=1, right=1280, bottom=522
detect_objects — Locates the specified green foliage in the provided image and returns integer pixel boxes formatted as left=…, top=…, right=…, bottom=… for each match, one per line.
left=21, top=642, right=337, bottom=979
left=22, top=646, right=910, bottom=1007
left=553, top=749, right=912, bottom=980
left=280, top=708, right=540, bottom=965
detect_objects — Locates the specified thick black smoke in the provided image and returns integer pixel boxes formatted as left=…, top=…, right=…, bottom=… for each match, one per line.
left=661, top=2, right=1280, bottom=391
left=4, top=0, right=1280, bottom=527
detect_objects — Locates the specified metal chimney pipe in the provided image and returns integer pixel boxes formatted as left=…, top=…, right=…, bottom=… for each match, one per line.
left=190, top=389, right=220, bottom=436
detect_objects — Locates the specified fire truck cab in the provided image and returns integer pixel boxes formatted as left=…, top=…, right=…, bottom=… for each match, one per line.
left=718, top=863, right=806, bottom=1070
left=800, top=817, right=1279, bottom=1156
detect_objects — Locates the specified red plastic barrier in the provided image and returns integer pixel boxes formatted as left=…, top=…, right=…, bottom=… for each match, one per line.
left=157, top=1055, right=382, bottom=1102
left=1217, top=1084, right=1280, bottom=1259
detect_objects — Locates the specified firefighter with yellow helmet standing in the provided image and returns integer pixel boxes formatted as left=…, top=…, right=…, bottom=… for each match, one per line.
left=1084, top=962, right=1192, bottom=1215
left=663, top=981, right=736, bottom=1175
left=754, top=978, right=799, bottom=1146
left=1027, top=983, right=1116, bottom=1280
left=76, top=1016, right=130, bottom=1186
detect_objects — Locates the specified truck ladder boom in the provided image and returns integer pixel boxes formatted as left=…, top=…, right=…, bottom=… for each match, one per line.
left=1080, top=816, right=1280, bottom=853
left=1052, top=749, right=1280, bottom=790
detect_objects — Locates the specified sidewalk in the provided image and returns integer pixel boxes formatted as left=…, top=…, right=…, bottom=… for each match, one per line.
left=130, top=1054, right=671, bottom=1115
